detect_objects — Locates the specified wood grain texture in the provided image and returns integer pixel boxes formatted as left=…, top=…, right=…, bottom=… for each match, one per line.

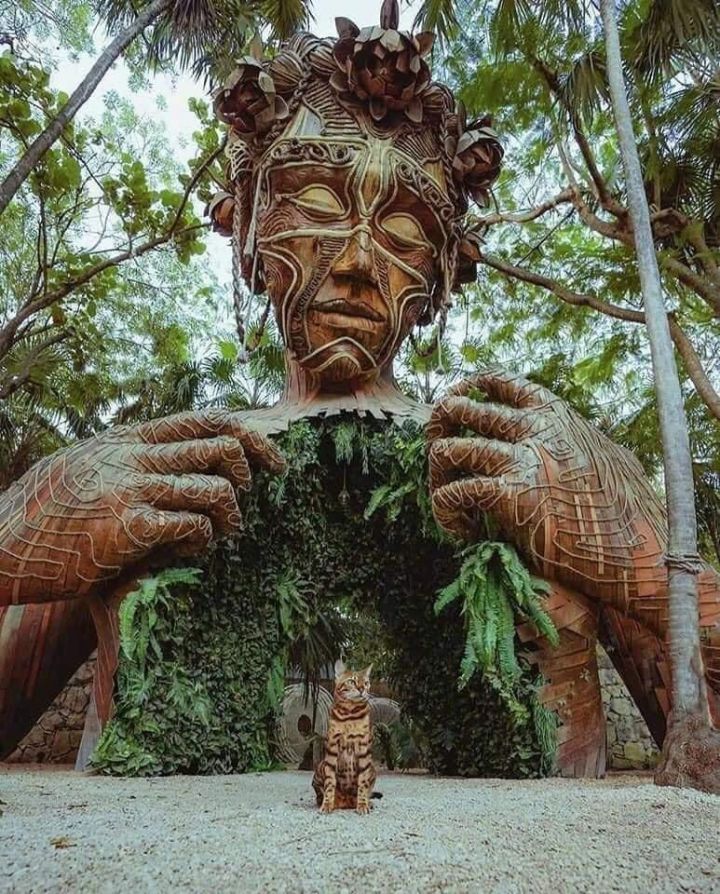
left=0, top=600, right=95, bottom=759
left=427, top=369, right=720, bottom=725
left=600, top=606, right=669, bottom=746
left=519, top=584, right=606, bottom=777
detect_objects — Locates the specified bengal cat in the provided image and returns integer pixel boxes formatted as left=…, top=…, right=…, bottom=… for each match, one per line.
left=312, top=660, right=377, bottom=814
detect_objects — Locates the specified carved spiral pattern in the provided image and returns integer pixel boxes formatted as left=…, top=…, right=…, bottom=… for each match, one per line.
left=0, top=411, right=285, bottom=606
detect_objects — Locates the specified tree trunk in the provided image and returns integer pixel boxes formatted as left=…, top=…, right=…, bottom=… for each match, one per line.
left=600, top=0, right=720, bottom=793
left=0, top=0, right=171, bottom=218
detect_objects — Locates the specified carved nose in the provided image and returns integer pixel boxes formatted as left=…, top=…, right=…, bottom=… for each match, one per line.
left=332, top=231, right=376, bottom=284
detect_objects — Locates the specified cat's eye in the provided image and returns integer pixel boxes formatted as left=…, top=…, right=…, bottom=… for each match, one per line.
left=381, top=213, right=430, bottom=250
left=291, top=185, right=344, bottom=218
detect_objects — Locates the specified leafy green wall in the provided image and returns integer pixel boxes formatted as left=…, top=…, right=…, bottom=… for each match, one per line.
left=94, top=416, right=553, bottom=777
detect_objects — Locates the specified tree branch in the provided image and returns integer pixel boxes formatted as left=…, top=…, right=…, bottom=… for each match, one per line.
left=0, top=139, right=222, bottom=360
left=479, top=251, right=720, bottom=421
left=0, top=222, right=208, bottom=360
left=479, top=188, right=574, bottom=226
left=531, top=55, right=624, bottom=216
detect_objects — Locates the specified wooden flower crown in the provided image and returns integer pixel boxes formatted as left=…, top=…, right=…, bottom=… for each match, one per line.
left=210, top=0, right=503, bottom=321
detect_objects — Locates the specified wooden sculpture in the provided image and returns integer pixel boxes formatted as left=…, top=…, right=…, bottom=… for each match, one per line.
left=1, top=0, right=718, bottom=777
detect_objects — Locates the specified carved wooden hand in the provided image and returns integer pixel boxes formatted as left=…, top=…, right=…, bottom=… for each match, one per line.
left=427, top=369, right=720, bottom=692
left=0, top=410, right=285, bottom=606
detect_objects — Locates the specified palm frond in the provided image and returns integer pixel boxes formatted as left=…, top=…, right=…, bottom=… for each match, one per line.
left=413, top=0, right=459, bottom=43
left=629, top=0, right=720, bottom=77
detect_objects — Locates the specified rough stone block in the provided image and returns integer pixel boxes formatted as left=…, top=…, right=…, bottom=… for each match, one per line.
left=623, top=741, right=648, bottom=766
left=610, top=697, right=632, bottom=716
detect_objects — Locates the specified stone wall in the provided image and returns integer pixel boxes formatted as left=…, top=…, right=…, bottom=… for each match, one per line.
left=7, top=654, right=96, bottom=764
left=597, top=645, right=659, bottom=770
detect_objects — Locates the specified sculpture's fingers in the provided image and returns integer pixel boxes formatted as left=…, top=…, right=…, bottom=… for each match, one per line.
left=134, top=411, right=286, bottom=475
left=429, top=436, right=521, bottom=490
left=134, top=474, right=242, bottom=536
left=134, top=437, right=252, bottom=492
left=427, top=395, right=532, bottom=443
left=431, top=476, right=509, bottom=541
left=124, top=508, right=213, bottom=558
left=447, top=368, right=558, bottom=410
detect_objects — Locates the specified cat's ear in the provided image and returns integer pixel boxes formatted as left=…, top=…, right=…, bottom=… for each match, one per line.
left=362, top=664, right=373, bottom=681
left=334, top=658, right=346, bottom=678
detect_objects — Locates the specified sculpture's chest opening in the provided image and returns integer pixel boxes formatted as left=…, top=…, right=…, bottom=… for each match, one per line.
left=93, top=415, right=550, bottom=779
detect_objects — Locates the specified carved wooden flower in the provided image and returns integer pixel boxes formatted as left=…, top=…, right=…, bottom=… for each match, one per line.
left=330, top=16, right=434, bottom=123
left=206, top=191, right=235, bottom=237
left=213, top=57, right=288, bottom=136
left=453, top=118, right=504, bottom=206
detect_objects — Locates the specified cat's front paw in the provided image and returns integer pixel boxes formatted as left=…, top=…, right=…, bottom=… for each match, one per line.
left=319, top=801, right=335, bottom=814
left=356, top=802, right=370, bottom=815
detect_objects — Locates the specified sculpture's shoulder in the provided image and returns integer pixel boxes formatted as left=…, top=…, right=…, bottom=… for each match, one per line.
left=239, top=392, right=431, bottom=436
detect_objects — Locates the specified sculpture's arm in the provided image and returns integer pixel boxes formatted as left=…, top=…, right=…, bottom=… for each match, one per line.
left=426, top=369, right=720, bottom=692
left=0, top=409, right=285, bottom=606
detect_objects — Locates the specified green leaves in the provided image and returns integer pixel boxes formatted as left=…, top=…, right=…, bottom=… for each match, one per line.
left=89, top=416, right=559, bottom=779
left=432, top=541, right=559, bottom=771
left=435, top=541, right=557, bottom=710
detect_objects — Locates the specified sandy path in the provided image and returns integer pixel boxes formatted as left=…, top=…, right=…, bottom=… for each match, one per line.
left=1, top=767, right=718, bottom=893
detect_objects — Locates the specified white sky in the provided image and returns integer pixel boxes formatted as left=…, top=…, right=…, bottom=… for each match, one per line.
left=52, top=0, right=423, bottom=157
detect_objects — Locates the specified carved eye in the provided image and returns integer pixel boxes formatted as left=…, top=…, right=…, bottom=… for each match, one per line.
left=291, top=185, right=344, bottom=218
left=381, top=213, right=430, bottom=250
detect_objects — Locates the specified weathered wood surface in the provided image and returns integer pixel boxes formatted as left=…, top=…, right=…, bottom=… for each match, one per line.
left=600, top=606, right=669, bottom=746
left=0, top=600, right=95, bottom=759
left=520, top=585, right=606, bottom=778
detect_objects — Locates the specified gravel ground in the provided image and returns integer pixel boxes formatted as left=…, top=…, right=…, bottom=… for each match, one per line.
left=1, top=767, right=719, bottom=893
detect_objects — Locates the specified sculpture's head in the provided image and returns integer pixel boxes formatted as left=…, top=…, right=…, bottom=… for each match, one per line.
left=211, top=2, right=502, bottom=392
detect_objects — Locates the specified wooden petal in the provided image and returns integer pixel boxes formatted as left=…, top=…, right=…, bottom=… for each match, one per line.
left=329, top=70, right=349, bottom=92
left=380, top=29, right=402, bottom=52
left=380, top=0, right=400, bottom=30
left=248, top=34, right=263, bottom=60
left=274, top=96, right=289, bottom=119
left=335, top=16, right=360, bottom=38
left=456, top=131, right=474, bottom=154
left=406, top=97, right=423, bottom=123
left=333, top=36, right=356, bottom=66
left=258, top=70, right=275, bottom=96
left=415, top=32, right=435, bottom=56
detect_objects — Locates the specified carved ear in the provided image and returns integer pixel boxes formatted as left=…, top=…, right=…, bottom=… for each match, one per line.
left=334, top=658, right=346, bottom=678
left=335, top=16, right=360, bottom=39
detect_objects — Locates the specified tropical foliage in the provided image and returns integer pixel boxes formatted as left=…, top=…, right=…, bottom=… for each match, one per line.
left=95, top=417, right=557, bottom=777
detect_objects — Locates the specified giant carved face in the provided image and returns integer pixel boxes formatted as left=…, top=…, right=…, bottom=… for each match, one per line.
left=254, top=126, right=454, bottom=389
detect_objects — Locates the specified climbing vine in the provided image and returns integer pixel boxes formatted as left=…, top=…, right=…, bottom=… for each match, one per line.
left=94, top=415, right=557, bottom=777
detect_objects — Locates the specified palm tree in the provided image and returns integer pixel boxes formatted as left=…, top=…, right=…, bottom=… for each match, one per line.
left=0, top=0, right=309, bottom=217
left=600, top=0, right=720, bottom=793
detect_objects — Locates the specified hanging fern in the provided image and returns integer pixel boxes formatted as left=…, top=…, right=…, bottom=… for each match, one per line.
left=435, top=541, right=559, bottom=717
